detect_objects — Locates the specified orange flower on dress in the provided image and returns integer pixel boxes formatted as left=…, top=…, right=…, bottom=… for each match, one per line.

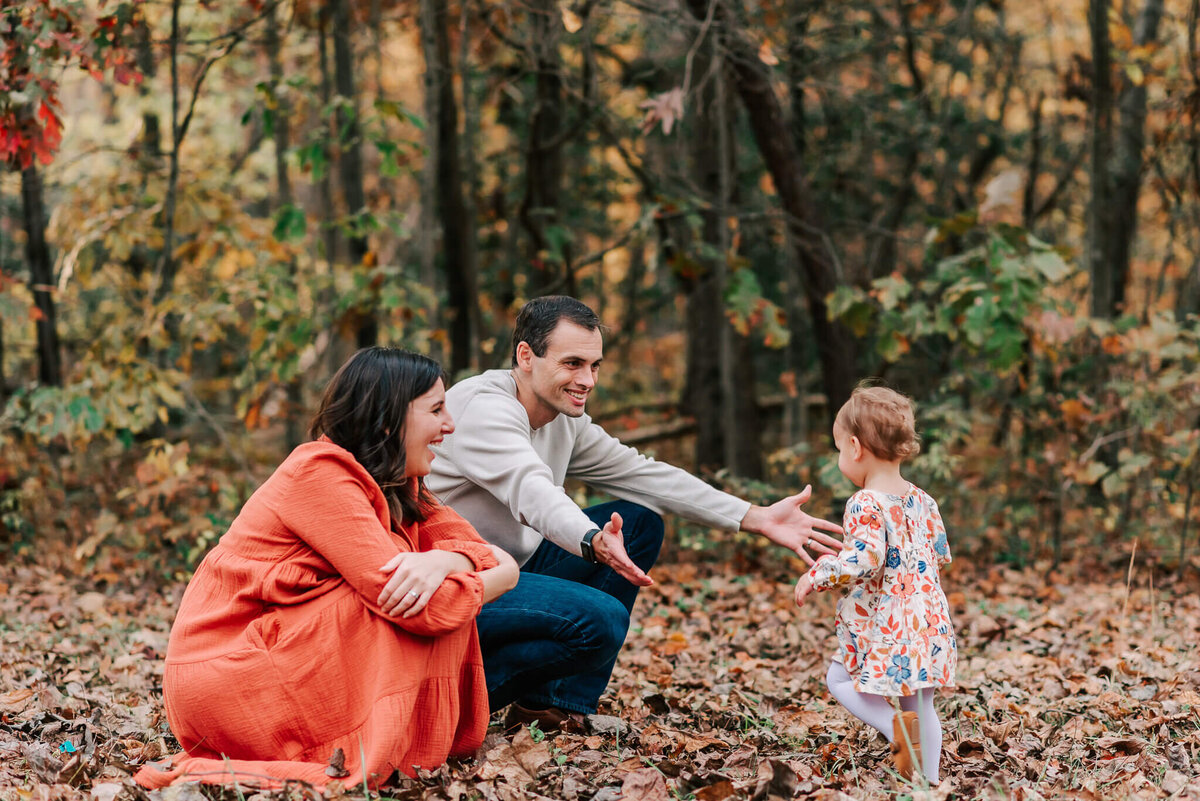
left=892, top=574, right=916, bottom=599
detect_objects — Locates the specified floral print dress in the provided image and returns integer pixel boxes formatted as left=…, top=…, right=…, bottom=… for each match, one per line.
left=807, top=485, right=956, bottom=696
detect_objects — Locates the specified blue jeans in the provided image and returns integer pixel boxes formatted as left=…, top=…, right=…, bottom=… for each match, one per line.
left=477, top=500, right=664, bottom=714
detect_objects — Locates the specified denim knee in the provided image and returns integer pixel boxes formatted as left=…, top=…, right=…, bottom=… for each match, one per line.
left=578, top=592, right=630, bottom=666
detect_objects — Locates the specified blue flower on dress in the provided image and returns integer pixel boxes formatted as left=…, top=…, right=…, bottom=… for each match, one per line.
left=934, top=530, right=949, bottom=557
left=887, top=654, right=911, bottom=681
left=854, top=538, right=867, bottom=551
left=917, top=559, right=928, bottom=574
left=931, top=644, right=942, bottom=657
left=918, top=668, right=928, bottom=682
left=886, top=547, right=901, bottom=568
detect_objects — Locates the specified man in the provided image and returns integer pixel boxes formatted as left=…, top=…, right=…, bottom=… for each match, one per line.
left=428, top=296, right=843, bottom=730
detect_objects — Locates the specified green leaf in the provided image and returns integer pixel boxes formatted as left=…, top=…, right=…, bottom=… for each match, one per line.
left=374, top=98, right=426, bottom=130
left=871, top=273, right=912, bottom=311
left=273, top=204, right=307, bottom=242
left=1028, top=249, right=1070, bottom=282
left=1077, top=461, right=1108, bottom=485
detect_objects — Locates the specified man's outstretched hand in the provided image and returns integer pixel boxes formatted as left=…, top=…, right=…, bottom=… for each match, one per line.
left=591, top=511, right=654, bottom=587
left=741, top=484, right=844, bottom=565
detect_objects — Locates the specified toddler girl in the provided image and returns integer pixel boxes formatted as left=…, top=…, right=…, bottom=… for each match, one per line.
left=794, top=385, right=956, bottom=783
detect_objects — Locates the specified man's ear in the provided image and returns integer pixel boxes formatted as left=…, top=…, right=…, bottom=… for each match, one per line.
left=515, top=341, right=533, bottom=371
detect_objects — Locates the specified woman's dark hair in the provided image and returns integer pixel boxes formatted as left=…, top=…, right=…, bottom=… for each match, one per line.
left=511, top=295, right=602, bottom=366
left=309, top=347, right=446, bottom=524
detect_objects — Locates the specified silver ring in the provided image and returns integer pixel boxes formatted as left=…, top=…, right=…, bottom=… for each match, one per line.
left=408, top=590, right=419, bottom=598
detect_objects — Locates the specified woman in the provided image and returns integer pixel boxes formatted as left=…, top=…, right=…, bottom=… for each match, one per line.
left=135, top=348, right=519, bottom=789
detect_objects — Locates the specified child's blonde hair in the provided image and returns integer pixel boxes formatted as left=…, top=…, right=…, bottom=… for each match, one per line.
left=834, top=383, right=921, bottom=462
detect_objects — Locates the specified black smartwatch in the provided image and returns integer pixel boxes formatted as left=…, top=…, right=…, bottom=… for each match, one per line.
left=580, top=528, right=602, bottom=563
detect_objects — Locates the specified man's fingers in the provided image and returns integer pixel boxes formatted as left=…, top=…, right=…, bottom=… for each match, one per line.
left=793, top=546, right=816, bottom=566
left=811, top=518, right=845, bottom=535
left=807, top=541, right=839, bottom=557
left=615, top=560, right=654, bottom=587
left=809, top=530, right=844, bottom=549
left=792, top=484, right=813, bottom=504
left=609, top=549, right=653, bottom=586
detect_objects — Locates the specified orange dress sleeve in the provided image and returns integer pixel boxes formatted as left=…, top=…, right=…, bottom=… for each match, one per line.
left=417, top=502, right=499, bottom=571
left=280, top=448, right=486, bottom=637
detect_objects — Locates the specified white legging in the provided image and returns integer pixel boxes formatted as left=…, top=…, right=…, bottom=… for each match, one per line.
left=825, top=661, right=942, bottom=783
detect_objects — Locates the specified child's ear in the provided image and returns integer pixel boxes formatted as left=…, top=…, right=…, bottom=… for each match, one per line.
left=849, top=435, right=864, bottom=460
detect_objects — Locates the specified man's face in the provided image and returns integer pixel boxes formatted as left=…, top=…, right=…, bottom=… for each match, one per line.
left=521, top=320, right=603, bottom=424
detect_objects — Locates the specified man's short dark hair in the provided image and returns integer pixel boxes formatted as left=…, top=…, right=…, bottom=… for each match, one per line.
left=511, top=296, right=602, bottom=365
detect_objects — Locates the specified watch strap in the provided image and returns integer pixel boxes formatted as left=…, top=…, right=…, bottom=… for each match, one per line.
left=580, top=527, right=602, bottom=563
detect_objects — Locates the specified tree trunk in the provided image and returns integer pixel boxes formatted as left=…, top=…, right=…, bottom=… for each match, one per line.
left=417, top=0, right=440, bottom=355
left=155, top=0, right=182, bottom=304
left=21, top=163, right=61, bottom=387
left=0, top=319, right=6, bottom=401
left=686, top=0, right=856, bottom=418
left=521, top=0, right=566, bottom=295
left=317, top=12, right=353, bottom=375
left=1109, top=0, right=1165, bottom=317
left=420, top=0, right=479, bottom=375
left=681, top=37, right=761, bottom=477
left=332, top=0, right=375, bottom=347
left=1181, top=0, right=1200, bottom=321
left=459, top=1, right=485, bottom=368
left=266, top=0, right=303, bottom=449
left=317, top=12, right=339, bottom=271
left=1088, top=0, right=1117, bottom=317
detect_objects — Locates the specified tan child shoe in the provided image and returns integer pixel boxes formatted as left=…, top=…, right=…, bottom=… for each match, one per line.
left=891, top=710, right=922, bottom=780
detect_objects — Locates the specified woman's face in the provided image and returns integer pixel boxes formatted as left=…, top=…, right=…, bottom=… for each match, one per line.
left=404, top=378, right=454, bottom=477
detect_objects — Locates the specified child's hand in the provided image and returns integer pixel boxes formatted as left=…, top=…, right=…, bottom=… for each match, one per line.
left=794, top=573, right=814, bottom=607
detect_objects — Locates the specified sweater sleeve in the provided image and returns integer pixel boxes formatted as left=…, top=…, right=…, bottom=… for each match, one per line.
left=564, top=420, right=750, bottom=530
left=419, top=504, right=499, bottom=571
left=440, top=393, right=599, bottom=557
left=279, top=451, right=485, bottom=636
left=925, top=493, right=952, bottom=567
left=808, top=493, right=886, bottom=591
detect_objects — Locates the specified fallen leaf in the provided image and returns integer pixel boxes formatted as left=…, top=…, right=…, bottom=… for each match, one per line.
left=510, top=728, right=552, bottom=776
left=326, top=747, right=350, bottom=778
left=0, top=687, right=35, bottom=713
left=621, top=767, right=670, bottom=801
left=90, top=783, right=122, bottom=801
left=694, top=779, right=737, bottom=801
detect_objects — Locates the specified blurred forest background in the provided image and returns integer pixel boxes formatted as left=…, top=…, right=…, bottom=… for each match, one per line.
left=2, top=0, right=1200, bottom=577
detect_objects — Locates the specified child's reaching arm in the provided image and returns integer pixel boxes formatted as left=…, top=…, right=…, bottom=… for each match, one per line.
left=795, top=495, right=887, bottom=607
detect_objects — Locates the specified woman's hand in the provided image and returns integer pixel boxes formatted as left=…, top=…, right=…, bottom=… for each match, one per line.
left=378, top=550, right=472, bottom=618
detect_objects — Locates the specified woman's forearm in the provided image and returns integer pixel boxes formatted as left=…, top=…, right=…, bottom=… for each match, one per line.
left=479, top=547, right=519, bottom=603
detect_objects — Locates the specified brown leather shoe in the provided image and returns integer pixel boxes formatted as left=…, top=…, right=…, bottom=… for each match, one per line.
left=891, top=710, right=922, bottom=780
left=503, top=703, right=587, bottom=735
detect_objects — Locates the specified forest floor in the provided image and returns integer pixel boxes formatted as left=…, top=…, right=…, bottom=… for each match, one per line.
left=1, top=547, right=1198, bottom=801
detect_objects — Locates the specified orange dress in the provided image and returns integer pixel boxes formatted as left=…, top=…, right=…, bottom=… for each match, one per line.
left=134, top=440, right=497, bottom=790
